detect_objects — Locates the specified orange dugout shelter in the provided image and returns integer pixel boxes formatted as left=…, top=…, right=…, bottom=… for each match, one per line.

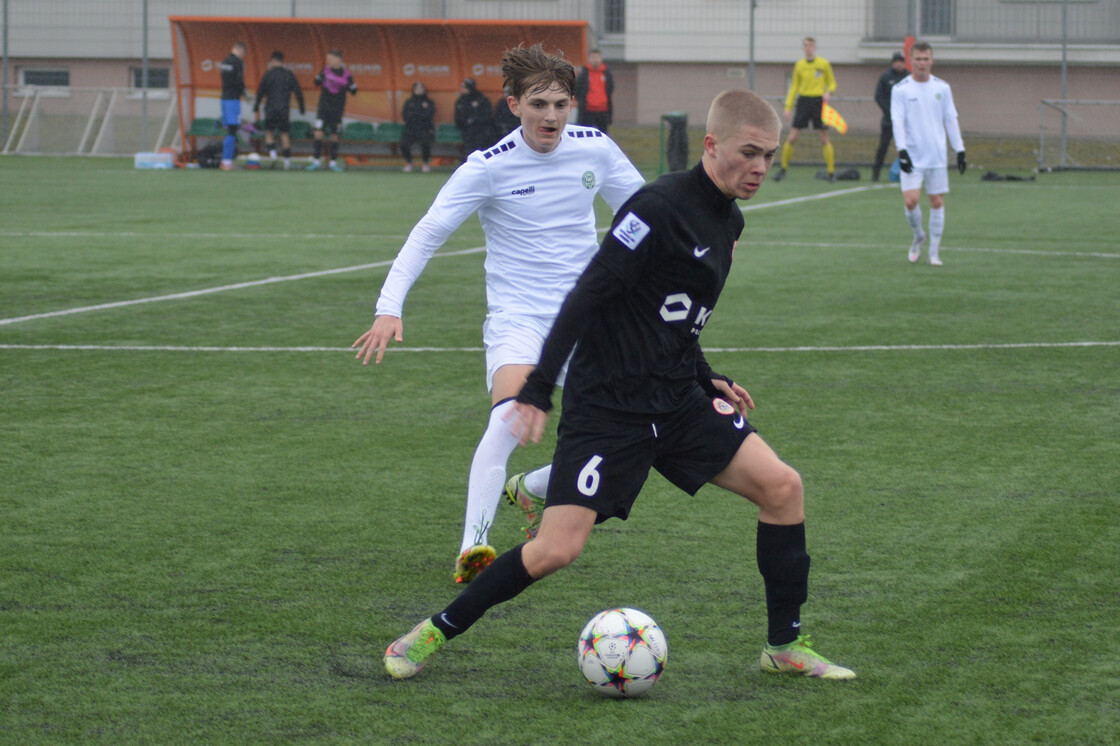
left=170, top=17, right=587, bottom=151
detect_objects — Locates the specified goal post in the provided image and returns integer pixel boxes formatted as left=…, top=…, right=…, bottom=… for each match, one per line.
left=1, top=85, right=179, bottom=156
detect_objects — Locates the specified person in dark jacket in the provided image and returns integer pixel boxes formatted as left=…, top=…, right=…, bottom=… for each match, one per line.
left=492, top=86, right=521, bottom=140
left=871, top=52, right=910, bottom=182
left=454, top=78, right=494, bottom=159
left=400, top=80, right=436, bottom=172
left=253, top=50, right=305, bottom=170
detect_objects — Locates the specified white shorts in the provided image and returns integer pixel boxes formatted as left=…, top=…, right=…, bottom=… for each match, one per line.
left=900, top=166, right=950, bottom=195
left=482, top=312, right=568, bottom=393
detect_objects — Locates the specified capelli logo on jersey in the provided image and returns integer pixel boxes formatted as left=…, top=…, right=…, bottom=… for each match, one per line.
left=511, top=186, right=536, bottom=196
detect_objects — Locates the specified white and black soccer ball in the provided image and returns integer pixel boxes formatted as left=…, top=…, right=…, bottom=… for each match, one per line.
left=577, top=607, right=668, bottom=698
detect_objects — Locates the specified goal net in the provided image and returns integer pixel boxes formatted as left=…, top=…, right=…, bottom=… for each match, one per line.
left=1037, top=99, right=1120, bottom=171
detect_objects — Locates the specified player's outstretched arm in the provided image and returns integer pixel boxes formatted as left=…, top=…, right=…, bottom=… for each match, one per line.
left=352, top=315, right=403, bottom=366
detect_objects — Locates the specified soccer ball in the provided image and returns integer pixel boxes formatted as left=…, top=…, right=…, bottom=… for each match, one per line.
left=577, top=607, right=668, bottom=698
left=246, top=152, right=261, bottom=170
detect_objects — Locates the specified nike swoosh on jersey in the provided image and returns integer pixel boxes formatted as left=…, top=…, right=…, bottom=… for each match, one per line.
left=693, top=246, right=710, bottom=258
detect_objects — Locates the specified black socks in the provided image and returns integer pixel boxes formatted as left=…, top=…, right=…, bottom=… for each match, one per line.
left=432, top=544, right=536, bottom=641
left=756, top=521, right=810, bottom=647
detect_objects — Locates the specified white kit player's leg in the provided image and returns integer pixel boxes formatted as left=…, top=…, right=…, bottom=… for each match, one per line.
left=523, top=465, right=550, bottom=498
left=504, top=464, right=551, bottom=539
left=928, top=206, right=945, bottom=265
left=460, top=399, right=519, bottom=554
left=905, top=205, right=925, bottom=263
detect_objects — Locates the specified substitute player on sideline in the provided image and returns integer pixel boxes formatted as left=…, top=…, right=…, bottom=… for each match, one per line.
left=253, top=51, right=305, bottom=170
left=218, top=42, right=247, bottom=171
left=891, top=41, right=966, bottom=266
left=775, top=37, right=837, bottom=182
left=307, top=49, right=357, bottom=172
left=352, top=45, right=645, bottom=584
left=382, top=88, right=856, bottom=683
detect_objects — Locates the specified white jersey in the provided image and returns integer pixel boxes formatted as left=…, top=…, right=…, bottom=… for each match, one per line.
left=376, top=125, right=645, bottom=319
left=891, top=75, right=964, bottom=170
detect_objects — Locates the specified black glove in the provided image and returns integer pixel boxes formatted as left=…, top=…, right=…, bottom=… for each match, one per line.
left=898, top=149, right=913, bottom=174
left=957, top=150, right=967, bottom=175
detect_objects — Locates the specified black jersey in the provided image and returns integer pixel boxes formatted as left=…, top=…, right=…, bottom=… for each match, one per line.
left=519, top=161, right=744, bottom=419
left=254, top=66, right=305, bottom=117
left=219, top=53, right=245, bottom=100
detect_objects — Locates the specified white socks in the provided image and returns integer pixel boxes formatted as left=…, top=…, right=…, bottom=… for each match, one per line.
left=905, top=205, right=925, bottom=240
left=461, top=400, right=519, bottom=553
left=523, top=465, right=551, bottom=498
left=459, top=401, right=554, bottom=554
left=928, top=206, right=945, bottom=261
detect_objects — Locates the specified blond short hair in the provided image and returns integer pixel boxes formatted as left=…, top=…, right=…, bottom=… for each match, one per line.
left=706, top=89, right=781, bottom=141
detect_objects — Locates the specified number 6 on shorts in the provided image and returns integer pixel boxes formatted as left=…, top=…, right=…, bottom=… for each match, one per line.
left=578, top=455, right=603, bottom=497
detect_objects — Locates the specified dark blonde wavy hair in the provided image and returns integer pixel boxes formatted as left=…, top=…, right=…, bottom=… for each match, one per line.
left=501, top=43, right=576, bottom=100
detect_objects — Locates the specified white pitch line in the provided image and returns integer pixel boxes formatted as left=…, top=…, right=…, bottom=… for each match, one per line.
left=759, top=240, right=1120, bottom=260
left=0, top=230, right=408, bottom=241
left=953, top=246, right=1120, bottom=260
left=0, top=247, right=484, bottom=326
left=741, top=184, right=891, bottom=213
left=2, top=341, right=1116, bottom=354
left=0, top=344, right=484, bottom=353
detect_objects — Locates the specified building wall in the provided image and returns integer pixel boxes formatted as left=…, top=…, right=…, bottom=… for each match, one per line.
left=5, top=0, right=1119, bottom=63
left=623, top=0, right=870, bottom=64
left=9, top=58, right=166, bottom=90
left=629, top=61, right=1115, bottom=137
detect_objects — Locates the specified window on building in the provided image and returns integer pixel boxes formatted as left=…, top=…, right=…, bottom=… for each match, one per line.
left=131, top=67, right=170, bottom=90
left=604, top=0, right=625, bottom=34
left=20, top=68, right=70, bottom=87
left=922, top=0, right=954, bottom=36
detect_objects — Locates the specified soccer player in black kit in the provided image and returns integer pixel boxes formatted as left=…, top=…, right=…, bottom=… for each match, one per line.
left=307, top=49, right=357, bottom=172
left=383, top=89, right=856, bottom=682
left=253, top=50, right=305, bottom=170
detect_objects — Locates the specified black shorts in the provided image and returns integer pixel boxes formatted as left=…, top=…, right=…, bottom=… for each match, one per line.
left=547, top=389, right=757, bottom=523
left=792, top=96, right=826, bottom=130
left=315, top=111, right=343, bottom=136
left=262, top=111, right=291, bottom=134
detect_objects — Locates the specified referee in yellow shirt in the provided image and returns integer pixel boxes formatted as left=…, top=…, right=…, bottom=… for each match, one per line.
left=776, top=37, right=837, bottom=182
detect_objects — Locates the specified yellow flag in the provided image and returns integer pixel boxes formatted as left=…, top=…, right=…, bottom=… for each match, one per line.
left=822, top=104, right=848, bottom=135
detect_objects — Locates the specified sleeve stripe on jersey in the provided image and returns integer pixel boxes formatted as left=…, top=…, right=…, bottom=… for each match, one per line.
left=483, top=140, right=518, bottom=159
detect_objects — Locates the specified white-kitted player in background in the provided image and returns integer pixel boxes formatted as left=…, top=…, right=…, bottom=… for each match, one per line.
left=891, top=40, right=966, bottom=266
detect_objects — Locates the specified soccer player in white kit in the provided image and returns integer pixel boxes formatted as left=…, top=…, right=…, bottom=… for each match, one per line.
left=890, top=41, right=966, bottom=266
left=352, top=44, right=645, bottom=584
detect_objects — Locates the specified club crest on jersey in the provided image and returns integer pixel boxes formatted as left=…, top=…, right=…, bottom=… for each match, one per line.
left=582, top=170, right=596, bottom=190
left=612, top=212, right=650, bottom=251
left=713, top=398, right=736, bottom=415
